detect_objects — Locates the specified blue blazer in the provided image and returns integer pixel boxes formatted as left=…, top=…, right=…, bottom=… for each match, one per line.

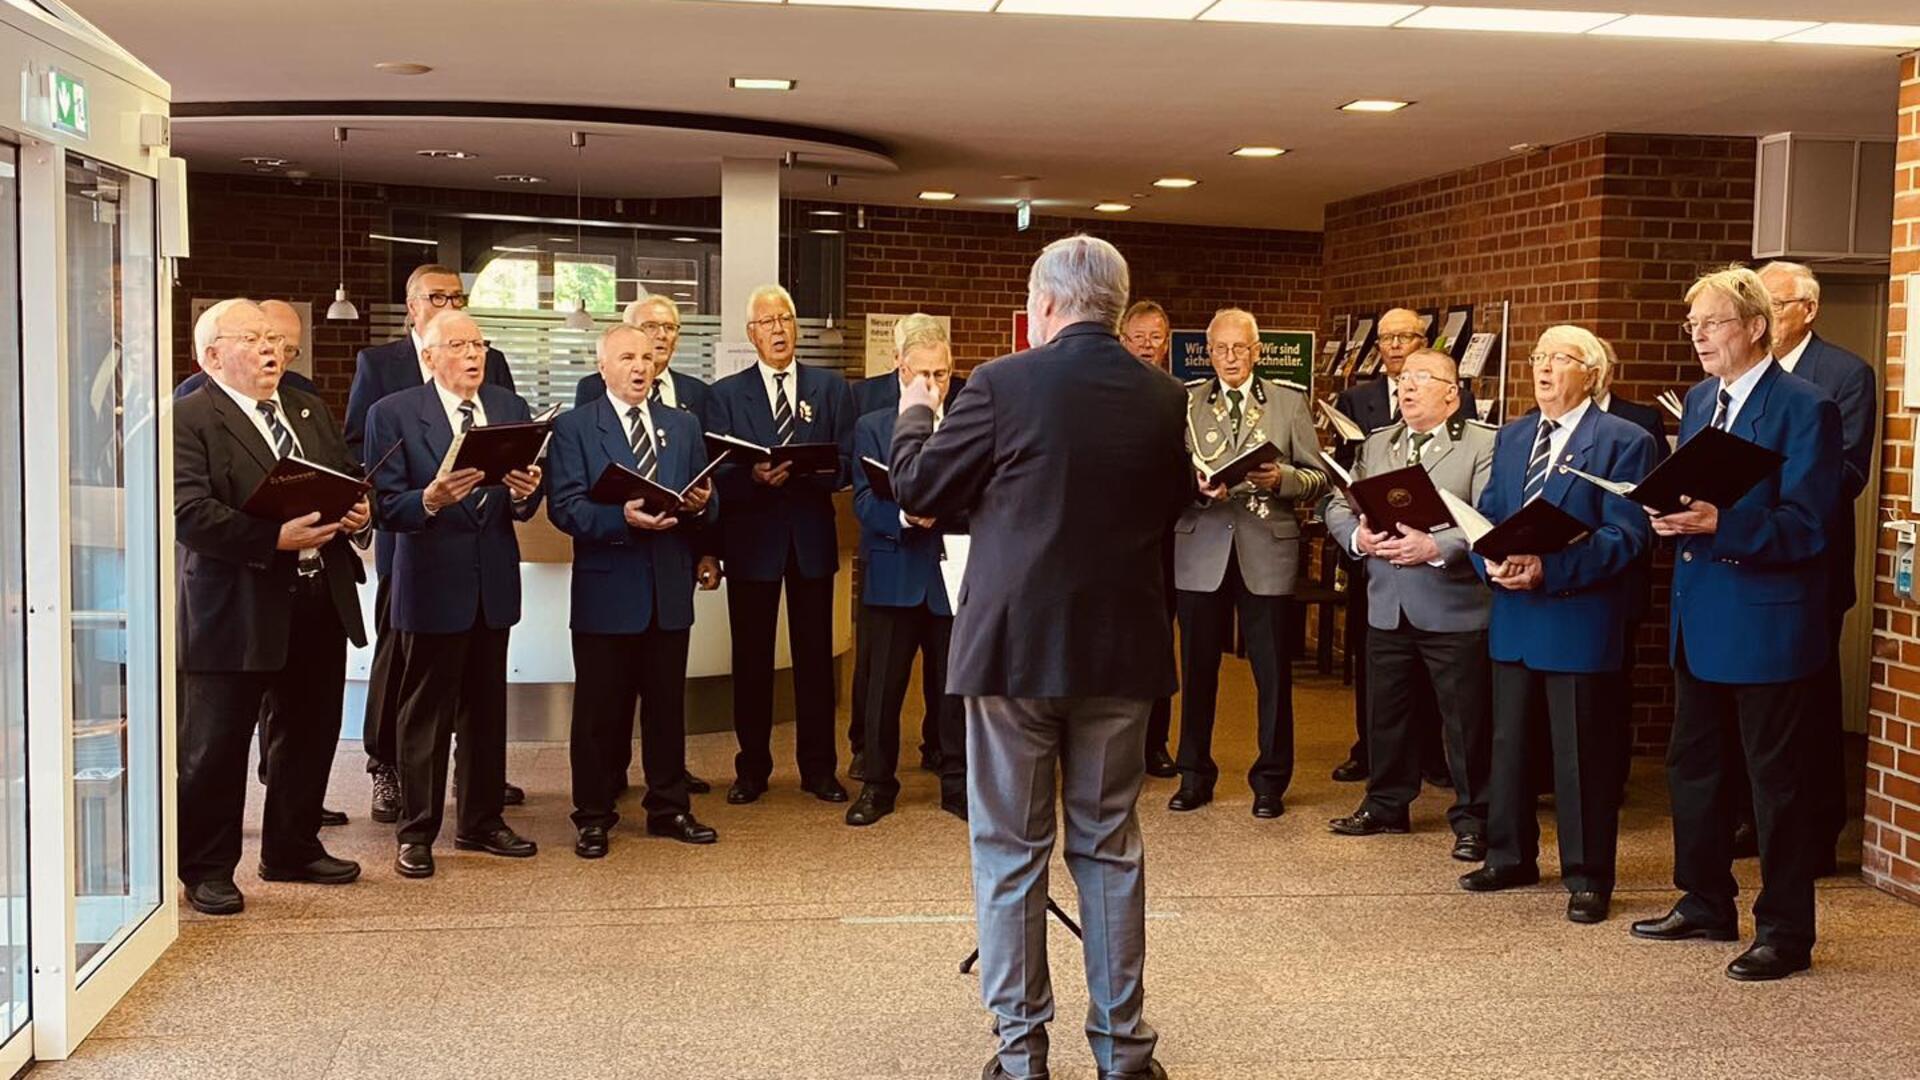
left=176, top=368, right=317, bottom=400
left=1668, top=362, right=1842, bottom=684
left=547, top=395, right=715, bottom=634
left=1474, top=405, right=1655, bottom=673
left=364, top=382, right=543, bottom=635
left=707, top=362, right=855, bottom=582
left=573, top=368, right=714, bottom=432
left=346, top=336, right=516, bottom=578
left=853, top=408, right=958, bottom=615
left=1790, top=334, right=1877, bottom=617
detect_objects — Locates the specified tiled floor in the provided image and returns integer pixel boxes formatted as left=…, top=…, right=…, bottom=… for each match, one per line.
left=37, top=664, right=1919, bottom=1079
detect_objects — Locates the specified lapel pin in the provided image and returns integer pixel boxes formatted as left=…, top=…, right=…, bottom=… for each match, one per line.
left=300, top=408, right=311, bottom=419
left=798, top=400, right=815, bottom=424
left=657, top=428, right=668, bottom=447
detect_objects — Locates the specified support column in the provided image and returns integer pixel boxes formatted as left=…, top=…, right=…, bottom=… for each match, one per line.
left=719, top=157, right=781, bottom=375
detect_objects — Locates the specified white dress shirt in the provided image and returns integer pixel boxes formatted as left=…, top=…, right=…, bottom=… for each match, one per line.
left=1531, top=397, right=1592, bottom=500
left=610, top=391, right=655, bottom=453
left=1775, top=333, right=1813, bottom=376
left=1715, top=357, right=1774, bottom=430
left=758, top=357, right=799, bottom=423
left=435, top=380, right=487, bottom=431
left=654, top=368, right=680, bottom=409
left=1385, top=374, right=1399, bottom=419
left=213, top=379, right=305, bottom=459
left=410, top=328, right=434, bottom=384
left=1594, top=390, right=1614, bottom=413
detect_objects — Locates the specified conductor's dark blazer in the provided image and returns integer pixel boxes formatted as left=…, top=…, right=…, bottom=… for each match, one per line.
left=364, top=382, right=543, bottom=635
left=1790, top=333, right=1877, bottom=617
left=888, top=321, right=1191, bottom=700
left=707, top=362, right=856, bottom=582
left=573, top=368, right=715, bottom=432
left=177, top=368, right=316, bottom=400
left=174, top=381, right=367, bottom=672
left=345, top=336, right=516, bottom=579
left=1333, top=373, right=1478, bottom=465
left=854, top=370, right=966, bottom=416
left=546, top=394, right=715, bottom=634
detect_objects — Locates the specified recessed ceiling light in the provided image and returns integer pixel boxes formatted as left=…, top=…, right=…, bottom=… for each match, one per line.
left=809, top=209, right=844, bottom=217
left=1396, top=6, right=1623, bottom=34
left=494, top=174, right=546, bottom=184
left=1153, top=177, right=1199, bottom=189
left=1200, top=1, right=1418, bottom=27
left=918, top=190, right=958, bottom=201
left=373, top=61, right=433, bottom=76
left=1339, top=99, right=1413, bottom=112
left=810, top=228, right=844, bottom=235
left=997, top=0, right=1213, bottom=18
left=792, top=0, right=994, bottom=8
left=239, top=156, right=292, bottom=168
left=1093, top=202, right=1133, bottom=213
left=1231, top=146, right=1289, bottom=158
left=1587, top=15, right=1815, bottom=41
left=368, top=233, right=439, bottom=246
left=671, top=236, right=701, bottom=243
left=730, top=77, right=796, bottom=91
left=416, top=149, right=479, bottom=160
left=1773, top=22, right=1920, bottom=47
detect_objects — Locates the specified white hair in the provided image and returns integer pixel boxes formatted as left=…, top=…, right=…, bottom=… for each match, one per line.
left=1207, top=307, right=1259, bottom=340
left=746, top=283, right=796, bottom=318
left=598, top=321, right=649, bottom=361
left=193, top=298, right=256, bottom=368
left=622, top=294, right=681, bottom=324
left=1027, top=235, right=1130, bottom=329
left=420, top=310, right=479, bottom=350
left=892, top=312, right=949, bottom=355
left=1760, top=260, right=1821, bottom=304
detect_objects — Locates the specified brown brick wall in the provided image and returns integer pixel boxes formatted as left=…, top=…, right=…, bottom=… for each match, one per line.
left=1866, top=53, right=1920, bottom=905
left=1321, top=132, right=1758, bottom=752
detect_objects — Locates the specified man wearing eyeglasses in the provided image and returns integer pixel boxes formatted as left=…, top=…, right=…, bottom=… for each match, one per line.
left=1326, top=349, right=1498, bottom=865
left=345, top=264, right=521, bottom=827
left=708, top=284, right=857, bottom=806
left=1122, top=300, right=1184, bottom=781
left=574, top=294, right=716, bottom=431
left=1168, top=309, right=1326, bottom=820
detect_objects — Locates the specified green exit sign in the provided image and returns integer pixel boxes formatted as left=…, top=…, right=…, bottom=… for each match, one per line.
left=49, top=70, right=88, bottom=138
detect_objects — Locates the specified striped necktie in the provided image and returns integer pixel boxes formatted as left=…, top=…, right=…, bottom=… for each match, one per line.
left=628, top=405, right=658, bottom=479
left=1522, top=419, right=1556, bottom=503
left=257, top=400, right=295, bottom=459
left=1709, top=388, right=1733, bottom=431
left=772, top=371, right=794, bottom=445
left=458, top=401, right=487, bottom=510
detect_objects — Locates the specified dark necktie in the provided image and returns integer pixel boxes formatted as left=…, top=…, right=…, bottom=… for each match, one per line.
left=649, top=380, right=664, bottom=407
left=1710, top=388, right=1733, bottom=431
left=1227, top=387, right=1244, bottom=437
left=773, top=371, right=794, bottom=445
left=257, top=400, right=295, bottom=459
left=628, top=405, right=658, bottom=479
left=458, top=401, right=487, bottom=510
left=1523, top=419, right=1557, bottom=503
left=1408, top=430, right=1433, bottom=466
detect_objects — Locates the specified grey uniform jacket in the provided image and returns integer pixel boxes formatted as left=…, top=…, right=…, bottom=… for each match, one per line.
left=1174, top=377, right=1327, bottom=597
left=1324, top=415, right=1496, bottom=633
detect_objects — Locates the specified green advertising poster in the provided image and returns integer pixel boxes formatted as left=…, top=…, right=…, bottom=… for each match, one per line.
left=1170, top=329, right=1317, bottom=386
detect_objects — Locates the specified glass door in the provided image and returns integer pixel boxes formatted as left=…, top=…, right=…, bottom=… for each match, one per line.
left=0, top=140, right=33, bottom=1075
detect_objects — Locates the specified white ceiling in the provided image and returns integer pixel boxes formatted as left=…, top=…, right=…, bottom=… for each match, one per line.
left=73, top=0, right=1912, bottom=229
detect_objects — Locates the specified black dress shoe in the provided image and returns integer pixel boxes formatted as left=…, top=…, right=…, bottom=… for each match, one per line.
left=848, top=752, right=867, bottom=783
left=940, top=796, right=969, bottom=822
left=319, top=807, right=349, bottom=828
left=259, top=854, right=361, bottom=885
left=575, top=825, right=609, bottom=859
left=1731, top=820, right=1758, bottom=858
left=981, top=1057, right=1051, bottom=1080
left=395, top=844, right=435, bottom=879
left=683, top=771, right=712, bottom=795
left=185, top=879, right=244, bottom=915
left=647, top=812, right=718, bottom=844
left=1458, top=864, right=1539, bottom=892
left=1145, top=747, right=1178, bottom=779
left=454, top=827, right=538, bottom=858
left=369, top=765, right=400, bottom=824
left=1726, top=943, right=1811, bottom=982
left=1328, top=808, right=1410, bottom=836
left=919, top=746, right=942, bottom=772
left=502, top=783, right=526, bottom=807
left=1629, top=907, right=1738, bottom=942
left=1567, top=891, right=1610, bottom=924
left=1100, top=1060, right=1168, bottom=1080
left=1424, top=769, right=1454, bottom=789
left=1331, top=757, right=1367, bottom=783
left=845, top=788, right=895, bottom=826
left=726, top=779, right=766, bottom=805
left=1167, top=787, right=1212, bottom=812
left=1452, top=832, right=1487, bottom=863
left=802, top=777, right=850, bottom=803
left=1251, top=794, right=1284, bottom=819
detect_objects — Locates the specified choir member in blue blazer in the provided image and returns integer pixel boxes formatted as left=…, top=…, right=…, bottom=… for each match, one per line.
left=364, top=312, right=545, bottom=880
left=572, top=294, right=715, bottom=430
left=548, top=324, right=721, bottom=858
left=1457, top=327, right=1654, bottom=925
left=706, top=284, right=857, bottom=806
left=1760, top=261, right=1878, bottom=869
left=846, top=327, right=967, bottom=827
left=344, top=265, right=520, bottom=825
left=1629, top=266, right=1843, bottom=982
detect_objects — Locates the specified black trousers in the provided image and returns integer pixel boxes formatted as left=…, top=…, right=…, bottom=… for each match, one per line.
left=728, top=551, right=837, bottom=786
left=393, top=615, right=509, bottom=846
left=1487, top=662, right=1620, bottom=893
left=570, top=628, right=691, bottom=829
left=1670, top=640, right=1821, bottom=951
left=1345, top=564, right=1448, bottom=776
left=1146, top=543, right=1177, bottom=759
left=1360, top=620, right=1490, bottom=835
left=860, top=602, right=963, bottom=802
left=360, top=572, right=403, bottom=771
left=1175, top=554, right=1293, bottom=797
left=178, top=583, right=346, bottom=884
left=848, top=601, right=938, bottom=761
left=1610, top=619, right=1644, bottom=795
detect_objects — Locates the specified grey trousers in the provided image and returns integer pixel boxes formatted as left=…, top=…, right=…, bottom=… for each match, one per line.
left=966, top=694, right=1158, bottom=1080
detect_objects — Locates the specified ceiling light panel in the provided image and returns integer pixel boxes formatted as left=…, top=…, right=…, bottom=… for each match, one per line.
left=730, top=77, right=796, bottom=91
left=1153, top=177, right=1199, bottom=188
left=1587, top=15, right=1816, bottom=42
left=997, top=0, right=1216, bottom=21
left=1397, top=6, right=1624, bottom=34
left=1339, top=99, right=1411, bottom=112
left=918, top=190, right=958, bottom=201
left=1092, top=202, right=1133, bottom=212
left=1200, top=1, right=1418, bottom=27
left=1231, top=146, right=1289, bottom=157
left=1776, top=22, right=1920, bottom=48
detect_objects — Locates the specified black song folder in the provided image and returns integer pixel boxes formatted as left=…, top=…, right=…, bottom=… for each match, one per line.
left=242, top=457, right=370, bottom=523
left=1198, top=441, right=1282, bottom=490
left=704, top=433, right=841, bottom=477
left=1336, top=463, right=1455, bottom=537
left=441, top=419, right=554, bottom=485
left=1561, top=425, right=1783, bottom=514
left=587, top=455, right=725, bottom=514
left=1458, top=497, right=1592, bottom=562
left=859, top=456, right=895, bottom=503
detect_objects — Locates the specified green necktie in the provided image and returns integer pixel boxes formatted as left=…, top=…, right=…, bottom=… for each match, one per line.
left=1227, top=387, right=1244, bottom=436
left=1408, top=431, right=1434, bottom=465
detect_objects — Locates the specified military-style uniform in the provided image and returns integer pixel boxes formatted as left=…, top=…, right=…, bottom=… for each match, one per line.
left=1169, top=375, right=1327, bottom=809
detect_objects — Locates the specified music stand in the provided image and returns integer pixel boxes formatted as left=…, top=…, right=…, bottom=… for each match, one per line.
left=959, top=897, right=1084, bottom=974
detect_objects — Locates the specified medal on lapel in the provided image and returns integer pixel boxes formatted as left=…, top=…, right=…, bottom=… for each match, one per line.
left=798, top=400, right=815, bottom=424
left=300, top=408, right=311, bottom=419
left=656, top=428, right=668, bottom=448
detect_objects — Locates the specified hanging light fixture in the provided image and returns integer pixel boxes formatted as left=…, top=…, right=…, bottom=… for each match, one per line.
left=562, top=130, right=596, bottom=331
left=326, top=126, right=360, bottom=321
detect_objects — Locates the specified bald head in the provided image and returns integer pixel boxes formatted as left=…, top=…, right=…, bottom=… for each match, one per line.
left=1376, top=307, right=1427, bottom=378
